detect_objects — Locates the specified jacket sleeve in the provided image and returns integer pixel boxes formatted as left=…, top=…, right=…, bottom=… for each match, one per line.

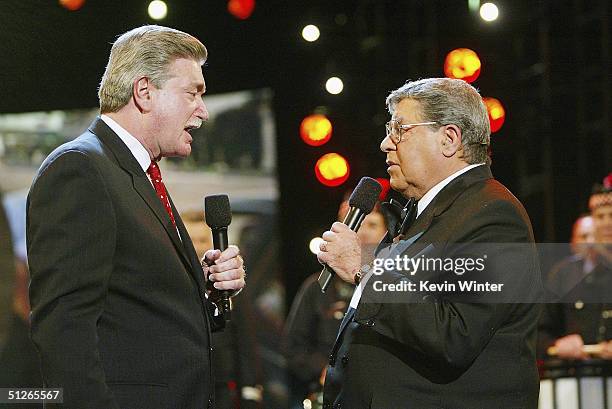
left=27, top=150, right=120, bottom=409
left=284, top=276, right=329, bottom=382
left=356, top=199, right=541, bottom=372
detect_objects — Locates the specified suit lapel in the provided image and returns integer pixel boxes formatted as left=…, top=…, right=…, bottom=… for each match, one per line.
left=330, top=307, right=357, bottom=359
left=333, top=166, right=495, bottom=348
left=336, top=231, right=424, bottom=338
left=389, top=165, right=494, bottom=256
left=89, top=117, right=193, bottom=272
left=132, top=175, right=192, bottom=268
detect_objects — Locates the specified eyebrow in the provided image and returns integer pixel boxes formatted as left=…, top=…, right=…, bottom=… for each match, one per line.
left=187, top=81, right=205, bottom=92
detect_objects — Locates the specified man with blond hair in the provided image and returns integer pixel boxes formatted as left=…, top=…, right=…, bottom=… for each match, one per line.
left=27, top=25, right=245, bottom=408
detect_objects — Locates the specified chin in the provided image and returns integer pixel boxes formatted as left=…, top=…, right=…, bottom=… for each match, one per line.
left=389, top=178, right=407, bottom=194
left=176, top=145, right=192, bottom=158
left=391, top=179, right=420, bottom=199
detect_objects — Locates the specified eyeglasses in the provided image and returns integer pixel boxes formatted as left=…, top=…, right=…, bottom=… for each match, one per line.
left=384, top=120, right=439, bottom=144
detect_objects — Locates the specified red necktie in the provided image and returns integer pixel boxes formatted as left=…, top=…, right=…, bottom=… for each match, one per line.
left=147, top=161, right=176, bottom=227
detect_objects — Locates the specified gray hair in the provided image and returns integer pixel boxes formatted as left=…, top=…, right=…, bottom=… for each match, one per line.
left=98, top=25, right=207, bottom=113
left=386, top=78, right=491, bottom=165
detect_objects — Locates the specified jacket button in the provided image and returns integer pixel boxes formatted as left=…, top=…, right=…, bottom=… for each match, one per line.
left=328, top=354, right=336, bottom=366
left=323, top=403, right=332, bottom=409
left=334, top=403, right=342, bottom=409
left=207, top=398, right=213, bottom=408
left=366, top=319, right=375, bottom=327
left=341, top=355, right=349, bottom=366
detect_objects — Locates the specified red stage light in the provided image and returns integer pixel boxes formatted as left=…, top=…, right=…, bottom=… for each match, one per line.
left=300, top=114, right=332, bottom=146
left=227, top=0, right=255, bottom=20
left=315, top=153, right=350, bottom=187
left=483, top=97, right=505, bottom=133
left=59, top=0, right=85, bottom=11
left=375, top=178, right=391, bottom=201
left=444, top=48, right=481, bottom=83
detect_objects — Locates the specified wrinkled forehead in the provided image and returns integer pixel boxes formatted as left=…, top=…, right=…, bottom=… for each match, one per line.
left=390, top=98, right=423, bottom=121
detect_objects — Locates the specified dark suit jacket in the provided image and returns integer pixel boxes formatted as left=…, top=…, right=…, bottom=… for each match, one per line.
left=27, top=118, right=224, bottom=409
left=538, top=255, right=612, bottom=358
left=323, top=165, right=542, bottom=409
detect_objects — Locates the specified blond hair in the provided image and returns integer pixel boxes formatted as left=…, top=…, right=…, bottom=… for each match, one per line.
left=98, top=25, right=207, bottom=113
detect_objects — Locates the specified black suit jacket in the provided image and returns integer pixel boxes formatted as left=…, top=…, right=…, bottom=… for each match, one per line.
left=323, top=165, right=542, bottom=409
left=538, top=256, right=612, bottom=358
left=27, top=118, right=224, bottom=409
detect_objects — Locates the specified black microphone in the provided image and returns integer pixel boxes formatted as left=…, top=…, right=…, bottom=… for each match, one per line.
left=318, top=177, right=382, bottom=292
left=204, top=194, right=232, bottom=321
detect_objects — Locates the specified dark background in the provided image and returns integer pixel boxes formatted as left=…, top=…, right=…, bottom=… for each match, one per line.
left=0, top=0, right=610, bottom=304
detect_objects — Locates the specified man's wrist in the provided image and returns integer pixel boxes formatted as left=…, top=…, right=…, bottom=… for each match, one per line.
left=353, top=263, right=371, bottom=285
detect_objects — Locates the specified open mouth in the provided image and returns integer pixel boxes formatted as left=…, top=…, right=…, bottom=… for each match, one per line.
left=184, top=125, right=199, bottom=134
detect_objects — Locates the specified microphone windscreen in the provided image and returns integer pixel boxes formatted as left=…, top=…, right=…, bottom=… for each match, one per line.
left=348, top=177, right=382, bottom=213
left=204, top=195, right=232, bottom=228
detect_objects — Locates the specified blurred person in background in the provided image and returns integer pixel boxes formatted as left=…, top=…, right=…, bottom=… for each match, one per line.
left=545, top=214, right=596, bottom=298
left=182, top=210, right=263, bottom=409
left=284, top=196, right=387, bottom=409
left=539, top=173, right=612, bottom=360
left=0, top=190, right=15, bottom=358
left=0, top=191, right=42, bottom=398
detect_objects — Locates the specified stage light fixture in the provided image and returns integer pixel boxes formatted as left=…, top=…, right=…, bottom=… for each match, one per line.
left=325, top=77, right=344, bottom=95
left=300, top=114, right=332, bottom=146
left=59, top=0, right=85, bottom=11
left=315, top=153, right=350, bottom=187
left=302, top=25, right=321, bottom=42
left=375, top=178, right=391, bottom=200
left=480, top=3, right=499, bottom=22
left=309, top=237, right=324, bottom=255
left=483, top=97, right=505, bottom=133
left=148, top=0, right=167, bottom=20
left=228, top=0, right=255, bottom=20
left=443, top=48, right=481, bottom=83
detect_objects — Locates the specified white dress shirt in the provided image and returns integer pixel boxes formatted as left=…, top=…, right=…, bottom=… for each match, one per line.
left=100, top=115, right=151, bottom=174
left=100, top=115, right=182, bottom=239
left=416, top=163, right=484, bottom=218
left=350, top=163, right=485, bottom=308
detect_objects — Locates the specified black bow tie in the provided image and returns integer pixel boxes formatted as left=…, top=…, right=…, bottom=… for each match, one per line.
left=381, top=198, right=418, bottom=238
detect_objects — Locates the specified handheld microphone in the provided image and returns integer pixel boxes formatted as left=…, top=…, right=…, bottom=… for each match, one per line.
left=318, top=177, right=382, bottom=292
left=204, top=194, right=232, bottom=321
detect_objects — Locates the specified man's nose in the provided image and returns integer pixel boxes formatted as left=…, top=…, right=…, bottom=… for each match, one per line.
left=197, top=99, right=209, bottom=122
left=380, top=134, right=395, bottom=152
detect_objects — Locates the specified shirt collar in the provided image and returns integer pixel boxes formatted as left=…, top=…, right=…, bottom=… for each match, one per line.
left=100, top=115, right=151, bottom=173
left=417, top=163, right=485, bottom=217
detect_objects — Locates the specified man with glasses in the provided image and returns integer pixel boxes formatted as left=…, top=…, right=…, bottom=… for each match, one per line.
left=317, top=78, right=541, bottom=408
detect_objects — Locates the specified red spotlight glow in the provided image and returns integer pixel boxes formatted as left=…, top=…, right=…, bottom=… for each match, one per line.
left=483, top=97, right=505, bottom=133
left=375, top=178, right=391, bottom=201
left=59, top=0, right=85, bottom=11
left=227, top=0, right=255, bottom=20
left=444, top=48, right=481, bottom=83
left=300, top=114, right=332, bottom=146
left=315, top=153, right=350, bottom=187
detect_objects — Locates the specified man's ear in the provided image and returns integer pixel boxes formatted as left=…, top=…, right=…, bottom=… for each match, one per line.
left=440, top=124, right=462, bottom=157
left=133, top=76, right=153, bottom=113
